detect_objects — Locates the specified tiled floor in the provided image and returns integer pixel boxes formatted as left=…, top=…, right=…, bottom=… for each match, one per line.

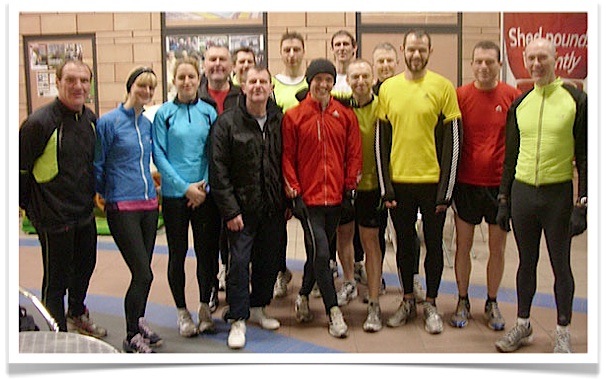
left=16, top=208, right=590, bottom=361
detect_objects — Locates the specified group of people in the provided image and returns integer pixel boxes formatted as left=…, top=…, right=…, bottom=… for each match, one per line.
left=19, top=26, right=587, bottom=355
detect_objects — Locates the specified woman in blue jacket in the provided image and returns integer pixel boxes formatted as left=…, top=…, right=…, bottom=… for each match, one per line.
left=94, top=66, right=161, bottom=353
left=152, top=57, right=221, bottom=337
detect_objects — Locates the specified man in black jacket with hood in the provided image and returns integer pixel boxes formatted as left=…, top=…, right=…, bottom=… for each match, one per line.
left=209, top=66, right=287, bottom=349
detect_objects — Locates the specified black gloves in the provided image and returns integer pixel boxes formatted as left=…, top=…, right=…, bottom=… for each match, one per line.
left=291, top=196, right=309, bottom=220
left=495, top=197, right=511, bottom=232
left=569, top=206, right=587, bottom=237
left=343, top=189, right=356, bottom=205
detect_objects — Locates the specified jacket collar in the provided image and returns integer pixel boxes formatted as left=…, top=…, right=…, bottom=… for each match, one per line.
left=237, top=92, right=281, bottom=119
left=172, top=96, right=199, bottom=106
left=534, top=77, right=563, bottom=96
left=55, top=97, right=86, bottom=119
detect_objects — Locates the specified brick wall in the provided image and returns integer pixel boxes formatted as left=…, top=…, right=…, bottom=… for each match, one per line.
left=461, top=12, right=501, bottom=85
left=18, top=12, right=162, bottom=123
left=18, top=11, right=500, bottom=123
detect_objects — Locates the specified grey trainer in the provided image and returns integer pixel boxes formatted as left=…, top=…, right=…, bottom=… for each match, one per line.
left=386, top=299, right=416, bottom=327
left=336, top=281, right=358, bottom=306
left=295, top=294, right=314, bottom=323
left=495, top=323, right=533, bottom=352
left=328, top=306, right=348, bottom=338
left=484, top=301, right=505, bottom=331
left=553, top=328, right=572, bottom=353
left=423, top=302, right=443, bottom=334
left=197, top=302, right=216, bottom=333
left=450, top=297, right=471, bottom=328
left=363, top=302, right=383, bottom=333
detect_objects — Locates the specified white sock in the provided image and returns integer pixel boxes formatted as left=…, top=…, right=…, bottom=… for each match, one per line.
left=556, top=324, right=569, bottom=333
left=516, top=317, right=530, bottom=327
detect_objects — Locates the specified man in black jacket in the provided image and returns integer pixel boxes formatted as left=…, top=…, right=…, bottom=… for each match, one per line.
left=19, top=59, right=106, bottom=337
left=209, top=66, right=286, bottom=349
left=198, top=44, right=241, bottom=309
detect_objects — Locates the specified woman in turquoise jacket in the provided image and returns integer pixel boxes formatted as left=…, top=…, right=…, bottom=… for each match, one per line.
left=152, top=57, right=221, bottom=338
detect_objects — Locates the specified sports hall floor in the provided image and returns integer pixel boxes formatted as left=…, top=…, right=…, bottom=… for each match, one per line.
left=16, top=209, right=590, bottom=363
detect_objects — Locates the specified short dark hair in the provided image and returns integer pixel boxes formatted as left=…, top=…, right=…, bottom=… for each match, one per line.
left=402, top=29, right=431, bottom=50
left=241, top=65, right=272, bottom=83
left=372, top=42, right=398, bottom=56
left=56, top=59, right=92, bottom=80
left=280, top=31, right=305, bottom=49
left=232, top=46, right=256, bottom=64
left=331, top=29, right=357, bottom=48
left=472, top=40, right=501, bottom=62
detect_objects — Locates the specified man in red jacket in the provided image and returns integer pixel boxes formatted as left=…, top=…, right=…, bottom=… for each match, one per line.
left=282, top=58, right=362, bottom=338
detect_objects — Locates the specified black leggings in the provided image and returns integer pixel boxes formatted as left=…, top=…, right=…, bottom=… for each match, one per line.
left=390, top=183, right=445, bottom=299
left=511, top=180, right=575, bottom=326
left=162, top=196, right=221, bottom=308
left=299, top=206, right=341, bottom=314
left=107, top=209, right=158, bottom=338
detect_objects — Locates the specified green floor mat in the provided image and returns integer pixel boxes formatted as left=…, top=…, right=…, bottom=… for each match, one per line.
left=21, top=214, right=164, bottom=235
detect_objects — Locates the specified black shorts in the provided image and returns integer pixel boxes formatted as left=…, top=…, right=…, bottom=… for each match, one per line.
left=354, top=189, right=385, bottom=228
left=339, top=199, right=356, bottom=225
left=453, top=183, right=499, bottom=225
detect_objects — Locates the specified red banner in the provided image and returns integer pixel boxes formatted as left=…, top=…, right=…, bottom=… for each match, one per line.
left=503, top=13, right=587, bottom=91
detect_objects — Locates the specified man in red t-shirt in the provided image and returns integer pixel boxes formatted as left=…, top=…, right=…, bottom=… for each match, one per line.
left=450, top=41, right=521, bottom=331
left=200, top=45, right=241, bottom=115
left=198, top=45, right=242, bottom=313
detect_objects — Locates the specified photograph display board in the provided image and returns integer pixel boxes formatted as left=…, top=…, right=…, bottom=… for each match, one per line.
left=23, top=34, right=98, bottom=115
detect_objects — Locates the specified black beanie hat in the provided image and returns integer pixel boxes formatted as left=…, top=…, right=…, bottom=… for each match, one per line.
left=305, top=58, right=336, bottom=85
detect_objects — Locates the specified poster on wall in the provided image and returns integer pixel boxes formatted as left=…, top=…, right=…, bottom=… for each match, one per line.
left=165, top=33, right=264, bottom=101
left=502, top=12, right=588, bottom=92
left=35, top=72, right=56, bottom=97
left=23, top=35, right=97, bottom=115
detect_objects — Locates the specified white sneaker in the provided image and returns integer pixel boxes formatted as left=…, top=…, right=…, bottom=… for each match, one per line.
left=413, top=275, right=426, bottom=303
left=354, top=262, right=368, bottom=285
left=273, top=271, right=288, bottom=298
left=295, top=294, right=314, bottom=323
left=177, top=308, right=198, bottom=337
left=386, top=299, right=416, bottom=327
left=495, top=322, right=533, bottom=353
left=363, top=302, right=383, bottom=333
left=553, top=328, right=572, bottom=353
left=249, top=307, right=280, bottom=330
left=197, top=303, right=215, bottom=333
left=227, top=320, right=246, bottom=349
left=328, top=306, right=348, bottom=338
left=423, top=302, right=443, bottom=334
left=336, top=281, right=358, bottom=306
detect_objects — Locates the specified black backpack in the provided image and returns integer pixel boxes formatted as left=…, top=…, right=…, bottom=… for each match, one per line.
left=19, top=306, right=40, bottom=332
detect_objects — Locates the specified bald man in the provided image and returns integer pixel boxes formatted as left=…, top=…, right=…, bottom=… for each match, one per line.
left=495, top=38, right=587, bottom=354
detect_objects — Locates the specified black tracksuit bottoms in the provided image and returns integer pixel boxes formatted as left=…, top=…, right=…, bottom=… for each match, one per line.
left=224, top=212, right=284, bottom=321
left=38, top=215, right=97, bottom=331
